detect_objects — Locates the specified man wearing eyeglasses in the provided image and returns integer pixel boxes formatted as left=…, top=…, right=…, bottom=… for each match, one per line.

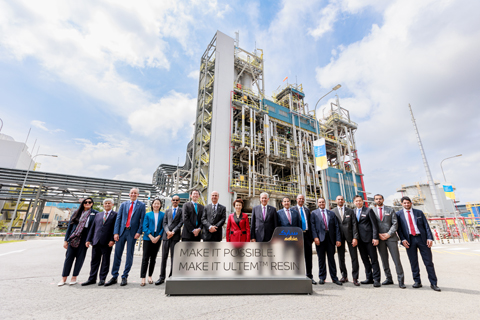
left=106, top=187, right=146, bottom=287
left=156, top=195, right=183, bottom=285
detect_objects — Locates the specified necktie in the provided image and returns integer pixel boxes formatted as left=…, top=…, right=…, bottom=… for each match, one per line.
left=286, top=209, right=292, bottom=224
left=340, top=207, right=344, bottom=221
left=322, top=210, right=328, bottom=230
left=379, top=207, right=383, bottom=220
left=194, top=203, right=198, bottom=226
left=213, top=204, right=217, bottom=219
left=172, top=208, right=176, bottom=220
left=300, top=207, right=306, bottom=231
left=103, top=212, right=107, bottom=224
left=126, top=202, right=134, bottom=228
left=407, top=211, right=416, bottom=236
left=357, top=209, right=361, bottom=221
left=263, top=206, right=266, bottom=220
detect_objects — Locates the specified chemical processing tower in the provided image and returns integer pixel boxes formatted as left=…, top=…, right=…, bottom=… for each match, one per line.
left=153, top=31, right=367, bottom=211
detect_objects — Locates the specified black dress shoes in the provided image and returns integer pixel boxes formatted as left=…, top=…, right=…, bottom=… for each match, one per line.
left=319, top=279, right=325, bottom=285
left=311, top=279, right=317, bottom=285
left=382, top=279, right=394, bottom=285
left=120, top=278, right=128, bottom=286
left=339, top=277, right=348, bottom=283
left=104, top=278, right=117, bottom=287
left=81, top=279, right=96, bottom=286
left=399, top=282, right=406, bottom=289
left=333, top=280, right=343, bottom=286
left=98, top=280, right=105, bottom=286
left=373, top=280, right=381, bottom=287
left=361, top=279, right=374, bottom=285
left=353, top=279, right=360, bottom=286
left=155, top=278, right=165, bottom=285
left=412, top=282, right=423, bottom=288
left=430, top=285, right=441, bottom=292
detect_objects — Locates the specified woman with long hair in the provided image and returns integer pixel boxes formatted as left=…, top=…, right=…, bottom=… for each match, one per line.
left=140, top=198, right=165, bottom=286
left=59, top=197, right=98, bottom=286
left=226, top=199, right=250, bottom=242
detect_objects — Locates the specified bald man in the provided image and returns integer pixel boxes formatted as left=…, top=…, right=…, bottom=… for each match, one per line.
left=201, top=191, right=226, bottom=242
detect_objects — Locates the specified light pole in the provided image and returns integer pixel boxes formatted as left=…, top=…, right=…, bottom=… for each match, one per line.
left=440, top=154, right=462, bottom=182
left=7, top=154, right=58, bottom=232
left=313, top=84, right=341, bottom=207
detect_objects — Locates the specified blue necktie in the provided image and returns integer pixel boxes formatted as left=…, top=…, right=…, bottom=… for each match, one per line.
left=357, top=209, right=361, bottom=221
left=300, top=207, right=306, bottom=231
left=172, top=208, right=176, bottom=220
left=194, top=203, right=198, bottom=226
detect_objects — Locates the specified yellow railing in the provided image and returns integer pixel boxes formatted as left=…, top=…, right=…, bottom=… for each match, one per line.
left=201, top=153, right=209, bottom=164
left=232, top=96, right=268, bottom=112
left=325, top=112, right=358, bottom=128
left=202, top=133, right=211, bottom=143
left=230, top=179, right=299, bottom=197
left=200, top=177, right=208, bottom=188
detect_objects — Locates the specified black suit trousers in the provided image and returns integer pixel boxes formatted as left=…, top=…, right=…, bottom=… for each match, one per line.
left=160, top=238, right=180, bottom=279
left=315, top=232, right=339, bottom=281
left=303, top=232, right=313, bottom=278
left=140, top=240, right=161, bottom=278
left=338, top=239, right=359, bottom=280
left=88, top=244, right=113, bottom=281
left=358, top=240, right=381, bottom=281
left=406, top=235, right=437, bottom=285
left=62, top=232, right=88, bottom=277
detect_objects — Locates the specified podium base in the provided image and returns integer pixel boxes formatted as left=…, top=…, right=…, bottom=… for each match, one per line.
left=165, top=277, right=312, bottom=295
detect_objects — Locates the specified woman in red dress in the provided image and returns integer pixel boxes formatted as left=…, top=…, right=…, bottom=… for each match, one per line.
left=226, top=199, right=250, bottom=242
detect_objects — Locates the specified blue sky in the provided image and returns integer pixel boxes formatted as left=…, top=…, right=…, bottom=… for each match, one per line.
left=1, top=0, right=479, bottom=205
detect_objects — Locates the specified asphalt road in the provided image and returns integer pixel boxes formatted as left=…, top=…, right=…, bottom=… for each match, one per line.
left=1, top=238, right=479, bottom=319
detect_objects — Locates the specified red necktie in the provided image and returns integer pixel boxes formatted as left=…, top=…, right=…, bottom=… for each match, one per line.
left=126, top=202, right=134, bottom=228
left=407, top=210, right=416, bottom=236
left=286, top=209, right=292, bottom=224
left=379, top=207, right=383, bottom=220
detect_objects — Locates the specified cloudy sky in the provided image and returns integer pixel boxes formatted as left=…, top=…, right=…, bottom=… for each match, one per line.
left=1, top=0, right=479, bottom=204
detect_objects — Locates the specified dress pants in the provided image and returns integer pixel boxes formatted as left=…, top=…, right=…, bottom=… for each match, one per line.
left=303, top=231, right=313, bottom=279
left=358, top=240, right=381, bottom=281
left=140, top=240, right=161, bottom=278
left=62, top=232, right=88, bottom=277
left=88, top=244, right=113, bottom=281
left=160, top=238, right=180, bottom=279
left=337, top=239, right=359, bottom=280
left=315, top=232, right=339, bottom=281
left=406, top=235, right=437, bottom=286
left=377, top=239, right=404, bottom=282
left=111, top=230, right=137, bottom=279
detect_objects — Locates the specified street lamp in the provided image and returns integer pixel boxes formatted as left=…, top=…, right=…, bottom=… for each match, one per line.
left=440, top=154, right=462, bottom=182
left=7, top=154, right=58, bottom=232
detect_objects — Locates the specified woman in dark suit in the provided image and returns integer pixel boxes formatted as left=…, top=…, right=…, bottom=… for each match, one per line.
left=226, top=199, right=250, bottom=242
left=59, top=197, right=98, bottom=286
left=140, top=198, right=165, bottom=286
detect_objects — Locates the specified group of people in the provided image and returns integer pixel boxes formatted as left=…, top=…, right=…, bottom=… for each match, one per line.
left=58, top=188, right=440, bottom=292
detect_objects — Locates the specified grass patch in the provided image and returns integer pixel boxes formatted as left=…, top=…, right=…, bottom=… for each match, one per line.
left=0, top=240, right=26, bottom=244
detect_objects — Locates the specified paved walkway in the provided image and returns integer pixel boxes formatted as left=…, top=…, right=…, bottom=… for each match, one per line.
left=1, top=239, right=479, bottom=319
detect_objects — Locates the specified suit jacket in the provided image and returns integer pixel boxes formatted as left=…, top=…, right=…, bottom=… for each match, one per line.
left=354, top=206, right=379, bottom=243
left=396, top=208, right=433, bottom=245
left=333, top=206, right=359, bottom=243
left=277, top=208, right=302, bottom=228
left=226, top=213, right=250, bottom=242
left=371, top=206, right=399, bottom=241
left=143, top=211, right=165, bottom=241
left=114, top=200, right=146, bottom=236
left=86, top=210, right=117, bottom=246
left=201, top=203, right=227, bottom=241
left=64, top=209, right=99, bottom=242
left=162, top=207, right=183, bottom=241
left=296, top=205, right=313, bottom=242
left=250, top=204, right=278, bottom=242
left=181, top=201, right=204, bottom=240
left=311, top=208, right=341, bottom=244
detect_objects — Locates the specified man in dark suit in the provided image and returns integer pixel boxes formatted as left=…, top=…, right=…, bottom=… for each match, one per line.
left=396, top=196, right=440, bottom=291
left=311, top=197, right=342, bottom=285
left=353, top=195, right=381, bottom=287
left=251, top=192, right=278, bottom=242
left=106, top=187, right=146, bottom=287
left=156, top=195, right=183, bottom=285
left=333, top=195, right=360, bottom=286
left=201, top=191, right=226, bottom=242
left=277, top=197, right=302, bottom=228
left=182, top=189, right=204, bottom=242
left=82, top=199, right=117, bottom=286
left=296, top=194, right=316, bottom=284
left=372, top=194, right=405, bottom=288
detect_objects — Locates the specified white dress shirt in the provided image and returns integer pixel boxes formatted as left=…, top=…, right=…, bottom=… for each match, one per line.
left=403, top=209, right=420, bottom=235
left=154, top=212, right=159, bottom=231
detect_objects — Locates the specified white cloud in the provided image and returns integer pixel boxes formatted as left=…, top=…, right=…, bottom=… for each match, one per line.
left=187, top=70, right=199, bottom=79
left=30, top=120, right=64, bottom=133
left=316, top=0, right=480, bottom=203
left=308, top=2, right=340, bottom=39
